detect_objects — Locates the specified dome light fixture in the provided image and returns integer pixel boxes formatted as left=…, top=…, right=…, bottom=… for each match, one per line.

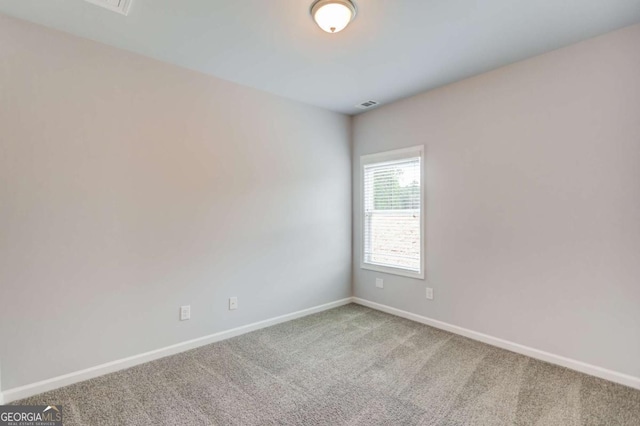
left=310, top=0, right=357, bottom=34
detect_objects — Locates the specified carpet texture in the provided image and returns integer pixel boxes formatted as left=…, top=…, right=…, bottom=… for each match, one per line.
left=13, top=304, right=640, bottom=425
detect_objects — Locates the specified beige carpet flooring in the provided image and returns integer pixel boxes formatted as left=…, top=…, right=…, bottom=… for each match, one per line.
left=13, top=304, right=640, bottom=425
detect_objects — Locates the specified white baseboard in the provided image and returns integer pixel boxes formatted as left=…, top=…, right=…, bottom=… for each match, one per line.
left=0, top=297, right=353, bottom=404
left=4, top=296, right=637, bottom=404
left=353, top=297, right=640, bottom=391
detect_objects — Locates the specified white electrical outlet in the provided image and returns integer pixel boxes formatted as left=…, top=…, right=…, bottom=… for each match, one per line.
left=180, top=305, right=190, bottom=321
left=375, top=278, right=384, bottom=289
left=229, top=297, right=238, bottom=310
left=426, top=287, right=434, bottom=300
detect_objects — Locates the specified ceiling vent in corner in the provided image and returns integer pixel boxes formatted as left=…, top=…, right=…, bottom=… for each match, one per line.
left=355, top=100, right=379, bottom=110
left=84, top=0, right=132, bottom=15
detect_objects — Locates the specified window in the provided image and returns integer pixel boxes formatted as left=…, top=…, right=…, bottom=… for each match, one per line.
left=361, top=146, right=424, bottom=279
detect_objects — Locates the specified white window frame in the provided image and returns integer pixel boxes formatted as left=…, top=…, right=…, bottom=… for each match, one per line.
left=360, top=145, right=425, bottom=279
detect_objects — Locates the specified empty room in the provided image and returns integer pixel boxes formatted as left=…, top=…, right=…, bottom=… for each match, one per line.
left=1, top=0, right=639, bottom=425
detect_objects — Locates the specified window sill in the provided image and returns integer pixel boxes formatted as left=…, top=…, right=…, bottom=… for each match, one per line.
left=361, top=263, right=425, bottom=280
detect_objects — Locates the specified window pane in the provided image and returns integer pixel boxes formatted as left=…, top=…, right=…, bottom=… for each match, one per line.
left=364, top=156, right=421, bottom=273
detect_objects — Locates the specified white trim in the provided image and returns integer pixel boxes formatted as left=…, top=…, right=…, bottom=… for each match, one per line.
left=360, top=145, right=426, bottom=280
left=353, top=297, right=640, bottom=391
left=0, top=298, right=352, bottom=404
left=83, top=0, right=132, bottom=16
left=360, top=263, right=423, bottom=279
left=4, top=296, right=637, bottom=404
left=360, top=145, right=423, bottom=165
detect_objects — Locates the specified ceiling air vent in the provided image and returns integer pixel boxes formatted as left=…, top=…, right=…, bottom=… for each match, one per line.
left=84, top=0, right=132, bottom=15
left=356, top=100, right=379, bottom=110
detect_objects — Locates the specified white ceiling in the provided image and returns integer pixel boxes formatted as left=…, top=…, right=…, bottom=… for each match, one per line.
left=2, top=0, right=640, bottom=114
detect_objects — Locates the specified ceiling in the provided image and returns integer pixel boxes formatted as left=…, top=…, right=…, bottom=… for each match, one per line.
left=2, top=0, right=640, bottom=115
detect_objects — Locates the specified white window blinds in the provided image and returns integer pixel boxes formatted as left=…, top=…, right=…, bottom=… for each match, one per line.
left=363, top=150, right=422, bottom=275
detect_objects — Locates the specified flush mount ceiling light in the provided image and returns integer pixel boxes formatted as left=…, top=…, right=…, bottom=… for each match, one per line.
left=310, top=0, right=357, bottom=34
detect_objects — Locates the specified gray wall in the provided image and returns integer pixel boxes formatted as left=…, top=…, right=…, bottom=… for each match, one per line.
left=0, top=15, right=351, bottom=390
left=352, top=24, right=640, bottom=378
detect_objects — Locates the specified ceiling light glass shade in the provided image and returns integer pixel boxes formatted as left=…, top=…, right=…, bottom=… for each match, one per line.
left=311, top=0, right=357, bottom=34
